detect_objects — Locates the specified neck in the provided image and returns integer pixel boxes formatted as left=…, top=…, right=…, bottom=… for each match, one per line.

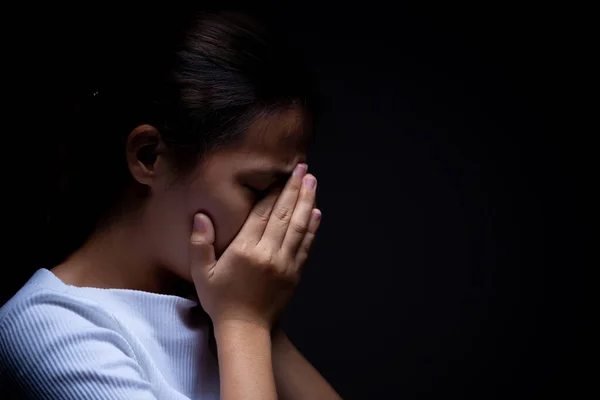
left=51, top=215, right=195, bottom=300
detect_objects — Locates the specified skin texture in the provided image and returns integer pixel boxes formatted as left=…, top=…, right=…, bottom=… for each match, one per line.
left=189, top=159, right=338, bottom=399
left=51, top=107, right=341, bottom=399
left=52, top=107, right=310, bottom=295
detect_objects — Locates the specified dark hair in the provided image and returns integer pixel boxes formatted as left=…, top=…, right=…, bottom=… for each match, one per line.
left=45, top=8, right=317, bottom=266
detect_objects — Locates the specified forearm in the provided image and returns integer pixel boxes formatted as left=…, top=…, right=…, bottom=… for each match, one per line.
left=272, top=331, right=342, bottom=400
left=215, top=321, right=277, bottom=400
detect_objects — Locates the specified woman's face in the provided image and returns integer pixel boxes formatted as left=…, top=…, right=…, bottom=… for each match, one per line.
left=145, top=108, right=311, bottom=282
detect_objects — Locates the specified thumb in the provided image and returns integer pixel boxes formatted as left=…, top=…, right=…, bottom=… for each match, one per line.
left=190, top=213, right=217, bottom=274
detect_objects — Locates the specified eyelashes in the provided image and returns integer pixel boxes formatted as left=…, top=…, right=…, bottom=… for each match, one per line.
left=243, top=176, right=287, bottom=198
left=244, top=184, right=269, bottom=198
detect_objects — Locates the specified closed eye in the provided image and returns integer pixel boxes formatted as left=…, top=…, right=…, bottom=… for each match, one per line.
left=243, top=174, right=288, bottom=198
left=244, top=184, right=270, bottom=198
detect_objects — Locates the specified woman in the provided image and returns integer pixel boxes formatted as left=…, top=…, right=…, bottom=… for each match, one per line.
left=0, top=8, right=341, bottom=400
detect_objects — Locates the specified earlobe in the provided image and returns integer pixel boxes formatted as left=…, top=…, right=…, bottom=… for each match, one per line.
left=126, top=124, right=165, bottom=186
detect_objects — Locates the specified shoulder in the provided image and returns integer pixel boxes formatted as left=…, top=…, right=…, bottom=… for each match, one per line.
left=0, top=277, right=155, bottom=399
left=2, top=276, right=113, bottom=324
left=0, top=269, right=130, bottom=348
left=0, top=281, right=131, bottom=354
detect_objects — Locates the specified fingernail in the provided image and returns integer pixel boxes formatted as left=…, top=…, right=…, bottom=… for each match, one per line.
left=293, top=163, right=307, bottom=177
left=194, top=214, right=205, bottom=232
left=313, top=209, right=322, bottom=222
left=304, top=175, right=317, bottom=189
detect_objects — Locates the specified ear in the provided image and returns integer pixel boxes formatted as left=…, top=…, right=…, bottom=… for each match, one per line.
left=126, top=124, right=168, bottom=187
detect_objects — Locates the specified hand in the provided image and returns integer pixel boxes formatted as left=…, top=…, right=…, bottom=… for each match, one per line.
left=189, top=163, right=322, bottom=330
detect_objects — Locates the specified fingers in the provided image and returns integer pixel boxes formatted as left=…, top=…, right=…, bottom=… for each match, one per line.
left=233, top=187, right=282, bottom=247
left=281, top=173, right=317, bottom=256
left=294, top=208, right=322, bottom=268
left=260, top=163, right=308, bottom=249
left=190, top=213, right=217, bottom=277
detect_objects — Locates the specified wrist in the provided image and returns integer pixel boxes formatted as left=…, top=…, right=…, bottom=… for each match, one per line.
left=214, top=319, right=272, bottom=343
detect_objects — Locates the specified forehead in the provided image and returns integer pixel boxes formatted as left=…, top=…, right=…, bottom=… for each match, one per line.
left=247, top=107, right=311, bottom=155
left=228, top=107, right=311, bottom=168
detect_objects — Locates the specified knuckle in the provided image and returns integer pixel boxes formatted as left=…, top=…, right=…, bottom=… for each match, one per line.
left=233, top=239, right=251, bottom=253
left=290, top=220, right=307, bottom=236
left=290, top=179, right=303, bottom=191
left=254, top=246, right=276, bottom=268
left=273, top=206, right=293, bottom=223
left=251, top=205, right=271, bottom=222
left=231, top=245, right=251, bottom=261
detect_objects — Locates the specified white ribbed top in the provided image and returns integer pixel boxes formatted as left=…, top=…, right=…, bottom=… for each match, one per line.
left=0, top=269, right=220, bottom=399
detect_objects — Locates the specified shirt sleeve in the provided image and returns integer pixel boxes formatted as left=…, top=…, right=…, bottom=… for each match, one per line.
left=0, top=289, right=158, bottom=400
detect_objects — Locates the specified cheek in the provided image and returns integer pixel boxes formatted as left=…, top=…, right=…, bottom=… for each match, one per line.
left=159, top=181, right=254, bottom=276
left=147, top=190, right=197, bottom=281
left=202, top=191, right=255, bottom=257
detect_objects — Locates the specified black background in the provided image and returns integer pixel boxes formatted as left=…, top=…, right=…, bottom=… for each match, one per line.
left=3, top=2, right=587, bottom=399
